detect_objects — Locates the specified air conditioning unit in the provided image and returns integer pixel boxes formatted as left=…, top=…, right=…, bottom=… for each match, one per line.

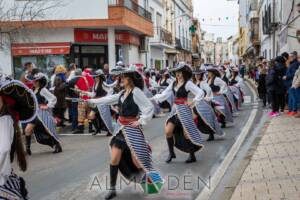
left=139, top=37, right=149, bottom=53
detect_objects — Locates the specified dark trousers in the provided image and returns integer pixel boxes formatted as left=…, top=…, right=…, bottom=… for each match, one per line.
left=270, top=92, right=285, bottom=112
left=69, top=102, right=78, bottom=130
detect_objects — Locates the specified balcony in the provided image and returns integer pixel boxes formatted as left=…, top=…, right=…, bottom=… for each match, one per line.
left=150, top=27, right=173, bottom=48
left=108, top=0, right=152, bottom=21
left=108, top=0, right=153, bottom=36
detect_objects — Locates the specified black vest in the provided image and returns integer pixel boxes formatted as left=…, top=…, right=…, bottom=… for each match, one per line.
left=118, top=90, right=139, bottom=117
left=172, top=81, right=189, bottom=98
left=36, top=88, right=48, bottom=105
left=160, top=79, right=169, bottom=87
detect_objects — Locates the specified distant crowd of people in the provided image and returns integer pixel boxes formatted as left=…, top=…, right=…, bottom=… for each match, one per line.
left=250, top=51, right=300, bottom=117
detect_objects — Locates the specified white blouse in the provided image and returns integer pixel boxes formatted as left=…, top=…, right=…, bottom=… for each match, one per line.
left=38, top=87, right=57, bottom=108
left=0, top=115, right=14, bottom=185
left=88, top=87, right=154, bottom=125
left=210, top=77, right=228, bottom=94
left=153, top=80, right=204, bottom=103
left=198, top=80, right=213, bottom=100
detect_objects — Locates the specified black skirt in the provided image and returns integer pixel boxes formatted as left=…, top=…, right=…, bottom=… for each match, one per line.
left=193, top=107, right=215, bottom=135
left=110, top=132, right=143, bottom=182
left=167, top=115, right=201, bottom=153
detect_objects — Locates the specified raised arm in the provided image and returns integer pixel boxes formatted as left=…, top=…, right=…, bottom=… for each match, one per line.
left=133, top=88, right=154, bottom=125
left=152, top=81, right=174, bottom=103
left=185, top=80, right=204, bottom=102
left=88, top=92, right=121, bottom=106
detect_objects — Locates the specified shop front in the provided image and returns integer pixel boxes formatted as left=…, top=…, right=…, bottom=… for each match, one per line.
left=72, top=29, right=140, bottom=69
left=12, top=42, right=71, bottom=79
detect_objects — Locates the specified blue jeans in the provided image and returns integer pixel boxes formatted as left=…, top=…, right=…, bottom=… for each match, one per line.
left=69, top=102, right=78, bottom=130
left=288, top=88, right=297, bottom=112
left=296, top=88, right=300, bottom=111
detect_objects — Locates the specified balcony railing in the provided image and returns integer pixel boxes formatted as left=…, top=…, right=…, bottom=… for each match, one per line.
left=108, top=0, right=152, bottom=21
left=153, top=27, right=173, bottom=46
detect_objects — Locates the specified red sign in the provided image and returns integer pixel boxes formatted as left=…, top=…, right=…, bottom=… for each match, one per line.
left=74, top=29, right=140, bottom=46
left=12, top=42, right=70, bottom=56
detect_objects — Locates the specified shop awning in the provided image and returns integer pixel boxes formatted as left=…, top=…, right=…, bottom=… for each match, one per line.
left=12, top=42, right=71, bottom=56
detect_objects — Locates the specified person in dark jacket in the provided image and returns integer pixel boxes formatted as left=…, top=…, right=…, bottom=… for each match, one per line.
left=284, top=51, right=300, bottom=115
left=257, top=64, right=267, bottom=107
left=66, top=69, right=82, bottom=132
left=53, top=75, right=67, bottom=127
left=266, top=59, right=280, bottom=116
left=274, top=56, right=287, bottom=112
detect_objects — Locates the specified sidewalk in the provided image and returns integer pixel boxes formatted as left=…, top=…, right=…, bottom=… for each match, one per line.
left=230, top=115, right=300, bottom=200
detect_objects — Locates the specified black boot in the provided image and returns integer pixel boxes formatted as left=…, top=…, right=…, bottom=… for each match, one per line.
left=88, top=122, right=95, bottom=133
left=221, top=122, right=226, bottom=128
left=25, top=136, right=31, bottom=156
left=165, top=137, right=176, bottom=163
left=91, top=119, right=100, bottom=136
left=207, top=133, right=215, bottom=141
left=105, top=165, right=119, bottom=200
left=53, top=142, right=63, bottom=154
left=185, top=152, right=196, bottom=163
left=73, top=125, right=84, bottom=134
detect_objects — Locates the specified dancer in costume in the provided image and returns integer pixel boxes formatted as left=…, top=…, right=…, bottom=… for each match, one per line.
left=152, top=62, right=205, bottom=163
left=0, top=73, right=38, bottom=200
left=157, top=70, right=174, bottom=112
left=88, top=67, right=163, bottom=200
left=206, top=67, right=233, bottom=128
left=229, top=67, right=245, bottom=109
left=85, top=69, right=116, bottom=136
left=24, top=73, right=62, bottom=155
left=193, top=69, right=224, bottom=141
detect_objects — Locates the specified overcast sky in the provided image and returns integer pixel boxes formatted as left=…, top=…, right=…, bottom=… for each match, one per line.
left=192, top=0, right=239, bottom=41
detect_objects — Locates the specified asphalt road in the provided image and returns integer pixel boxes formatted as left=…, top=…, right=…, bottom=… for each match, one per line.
left=14, top=83, right=258, bottom=200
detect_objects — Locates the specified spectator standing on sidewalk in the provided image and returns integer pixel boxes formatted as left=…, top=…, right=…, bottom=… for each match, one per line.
left=53, top=75, right=67, bottom=127
left=257, top=64, right=267, bottom=107
left=266, top=59, right=280, bottom=117
left=292, top=55, right=300, bottom=118
left=284, top=51, right=300, bottom=116
left=274, top=56, right=287, bottom=112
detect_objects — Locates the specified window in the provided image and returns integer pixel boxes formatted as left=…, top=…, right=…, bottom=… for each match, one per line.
left=150, top=7, right=154, bottom=23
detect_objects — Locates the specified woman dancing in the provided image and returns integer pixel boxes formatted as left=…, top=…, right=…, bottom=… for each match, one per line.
left=206, top=67, right=233, bottom=128
left=152, top=62, right=205, bottom=164
left=0, top=73, right=38, bottom=199
left=88, top=67, right=163, bottom=200
left=24, top=73, right=62, bottom=155
left=193, top=69, right=224, bottom=141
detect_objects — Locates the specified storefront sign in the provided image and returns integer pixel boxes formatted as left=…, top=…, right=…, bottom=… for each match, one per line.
left=12, top=43, right=70, bottom=56
left=74, top=29, right=140, bottom=46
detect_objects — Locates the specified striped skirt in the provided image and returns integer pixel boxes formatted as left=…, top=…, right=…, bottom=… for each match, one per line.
left=34, top=108, right=60, bottom=147
left=194, top=100, right=224, bottom=136
left=110, top=122, right=163, bottom=193
left=167, top=104, right=204, bottom=153
left=213, top=95, right=234, bottom=123
left=0, top=173, right=28, bottom=200
left=229, top=85, right=244, bottom=108
left=225, top=90, right=237, bottom=113
left=96, top=104, right=114, bottom=134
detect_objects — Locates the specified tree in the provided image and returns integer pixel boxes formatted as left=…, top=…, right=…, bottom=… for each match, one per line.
left=0, top=0, right=63, bottom=49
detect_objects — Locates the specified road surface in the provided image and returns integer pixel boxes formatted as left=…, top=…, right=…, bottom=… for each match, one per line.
left=14, top=82, right=260, bottom=200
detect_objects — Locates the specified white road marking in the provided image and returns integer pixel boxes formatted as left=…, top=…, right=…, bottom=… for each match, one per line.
left=196, top=81, right=258, bottom=200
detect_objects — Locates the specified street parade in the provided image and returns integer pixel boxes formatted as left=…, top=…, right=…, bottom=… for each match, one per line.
left=1, top=0, right=300, bottom=200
